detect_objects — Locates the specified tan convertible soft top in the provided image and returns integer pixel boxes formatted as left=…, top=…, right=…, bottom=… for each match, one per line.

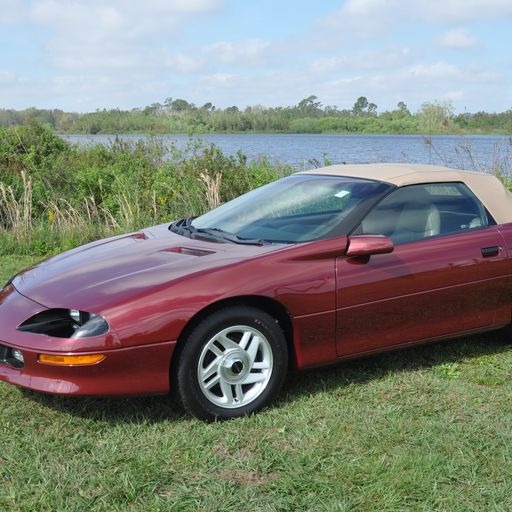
left=299, top=163, right=512, bottom=225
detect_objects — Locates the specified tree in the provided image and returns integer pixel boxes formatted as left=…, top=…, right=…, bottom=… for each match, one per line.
left=367, top=102, right=378, bottom=116
left=352, top=96, right=369, bottom=116
left=397, top=101, right=410, bottom=115
left=387, top=101, right=411, bottom=120
left=324, top=105, right=340, bottom=115
left=143, top=103, right=162, bottom=115
left=418, top=100, right=454, bottom=132
left=297, top=95, right=322, bottom=115
left=170, top=99, right=193, bottom=112
left=352, top=97, right=378, bottom=116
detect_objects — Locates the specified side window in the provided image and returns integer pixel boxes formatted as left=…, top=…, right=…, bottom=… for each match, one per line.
left=356, top=183, right=490, bottom=245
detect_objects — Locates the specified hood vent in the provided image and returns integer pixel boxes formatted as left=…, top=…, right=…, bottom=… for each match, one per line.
left=162, top=247, right=215, bottom=257
left=130, top=233, right=148, bottom=241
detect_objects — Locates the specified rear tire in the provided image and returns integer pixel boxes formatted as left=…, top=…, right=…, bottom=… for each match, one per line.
left=176, top=306, right=288, bottom=421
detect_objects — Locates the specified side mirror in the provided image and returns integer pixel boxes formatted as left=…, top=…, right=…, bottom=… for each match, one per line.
left=346, top=235, right=394, bottom=258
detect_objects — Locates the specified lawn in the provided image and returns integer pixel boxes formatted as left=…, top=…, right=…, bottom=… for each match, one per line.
left=1, top=256, right=511, bottom=511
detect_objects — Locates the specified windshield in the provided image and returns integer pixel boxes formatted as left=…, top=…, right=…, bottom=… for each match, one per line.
left=187, top=174, right=391, bottom=244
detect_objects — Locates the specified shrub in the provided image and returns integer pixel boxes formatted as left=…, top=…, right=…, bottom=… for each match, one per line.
left=0, top=123, right=292, bottom=255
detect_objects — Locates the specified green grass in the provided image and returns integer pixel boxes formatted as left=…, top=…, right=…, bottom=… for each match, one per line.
left=1, top=256, right=512, bottom=511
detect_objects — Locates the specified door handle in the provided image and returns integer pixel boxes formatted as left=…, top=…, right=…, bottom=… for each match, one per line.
left=481, top=246, right=500, bottom=257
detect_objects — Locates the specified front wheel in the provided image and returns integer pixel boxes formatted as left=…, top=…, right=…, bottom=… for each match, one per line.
left=176, top=306, right=288, bottom=421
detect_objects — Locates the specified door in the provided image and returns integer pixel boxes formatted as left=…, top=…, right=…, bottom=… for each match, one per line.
left=336, top=182, right=511, bottom=357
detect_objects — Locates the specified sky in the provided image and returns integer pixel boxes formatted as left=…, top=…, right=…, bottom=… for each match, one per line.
left=0, top=0, right=511, bottom=114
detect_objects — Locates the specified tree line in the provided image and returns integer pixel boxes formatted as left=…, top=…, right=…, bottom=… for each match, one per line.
left=1, top=96, right=511, bottom=134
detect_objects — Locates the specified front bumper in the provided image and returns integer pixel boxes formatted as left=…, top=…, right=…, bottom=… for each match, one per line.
left=0, top=284, right=176, bottom=396
left=0, top=341, right=176, bottom=395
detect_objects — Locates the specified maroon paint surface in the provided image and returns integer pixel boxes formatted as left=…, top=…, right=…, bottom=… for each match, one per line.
left=1, top=219, right=512, bottom=396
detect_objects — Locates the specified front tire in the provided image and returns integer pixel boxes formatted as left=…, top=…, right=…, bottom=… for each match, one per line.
left=176, top=306, right=288, bottom=421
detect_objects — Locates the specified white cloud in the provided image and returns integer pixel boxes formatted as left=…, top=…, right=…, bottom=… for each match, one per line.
left=323, top=0, right=397, bottom=36
left=1, top=0, right=222, bottom=22
left=12, top=0, right=224, bottom=75
left=305, top=57, right=502, bottom=114
left=0, top=0, right=225, bottom=109
left=311, top=47, right=413, bottom=73
left=200, top=72, right=239, bottom=87
left=311, top=56, right=352, bottom=74
left=161, top=39, right=274, bottom=75
left=165, top=54, right=205, bottom=74
left=205, top=39, right=271, bottom=66
left=325, top=0, right=512, bottom=35
left=0, top=0, right=509, bottom=113
left=415, top=0, right=512, bottom=23
left=408, top=62, right=463, bottom=80
left=444, top=89, right=465, bottom=100
left=437, top=28, right=478, bottom=48
left=30, top=0, right=222, bottom=26
left=192, top=70, right=315, bottom=109
left=0, top=0, right=28, bottom=22
left=0, top=70, right=17, bottom=82
left=405, top=61, right=498, bottom=83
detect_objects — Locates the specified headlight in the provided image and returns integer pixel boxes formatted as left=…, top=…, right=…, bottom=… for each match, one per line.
left=71, top=314, right=109, bottom=338
left=0, top=346, right=24, bottom=368
left=12, top=349, right=24, bottom=364
left=69, top=309, right=81, bottom=323
left=17, top=309, right=109, bottom=338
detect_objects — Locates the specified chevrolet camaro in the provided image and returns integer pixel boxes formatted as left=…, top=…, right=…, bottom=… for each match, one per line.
left=1, top=163, right=511, bottom=421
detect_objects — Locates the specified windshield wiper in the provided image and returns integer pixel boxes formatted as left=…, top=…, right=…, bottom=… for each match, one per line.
left=194, top=227, right=268, bottom=246
left=169, top=217, right=266, bottom=246
left=169, top=216, right=195, bottom=235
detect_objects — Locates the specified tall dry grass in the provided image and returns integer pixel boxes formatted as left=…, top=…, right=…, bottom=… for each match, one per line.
left=199, top=169, right=222, bottom=209
left=45, top=196, right=119, bottom=233
left=0, top=170, right=33, bottom=239
left=0, top=163, right=245, bottom=254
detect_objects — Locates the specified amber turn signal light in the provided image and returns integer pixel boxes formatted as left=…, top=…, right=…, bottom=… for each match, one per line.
left=38, top=353, right=105, bottom=366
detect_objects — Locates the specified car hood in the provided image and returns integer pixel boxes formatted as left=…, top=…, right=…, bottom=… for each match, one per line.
left=12, top=223, right=283, bottom=312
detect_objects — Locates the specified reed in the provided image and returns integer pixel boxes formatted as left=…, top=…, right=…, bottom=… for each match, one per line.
left=199, top=169, right=222, bottom=209
left=0, top=170, right=33, bottom=239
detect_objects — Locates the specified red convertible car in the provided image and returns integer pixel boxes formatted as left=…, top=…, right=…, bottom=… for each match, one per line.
left=1, top=163, right=512, bottom=421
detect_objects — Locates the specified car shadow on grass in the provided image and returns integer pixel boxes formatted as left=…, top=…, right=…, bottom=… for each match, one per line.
left=22, top=330, right=511, bottom=423
left=281, top=330, right=511, bottom=403
left=21, top=389, right=188, bottom=424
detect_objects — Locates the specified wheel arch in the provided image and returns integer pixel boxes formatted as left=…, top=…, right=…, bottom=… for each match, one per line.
left=170, top=295, right=296, bottom=382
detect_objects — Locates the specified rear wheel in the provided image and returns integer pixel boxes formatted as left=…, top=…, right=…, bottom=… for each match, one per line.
left=176, top=306, right=288, bottom=421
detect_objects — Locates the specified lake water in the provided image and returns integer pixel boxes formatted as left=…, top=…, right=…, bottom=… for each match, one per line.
left=63, top=133, right=511, bottom=171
